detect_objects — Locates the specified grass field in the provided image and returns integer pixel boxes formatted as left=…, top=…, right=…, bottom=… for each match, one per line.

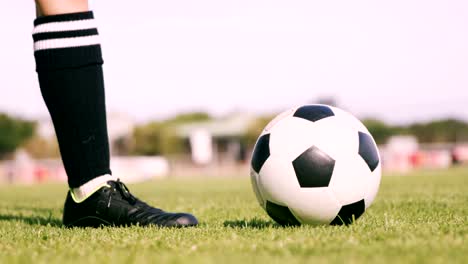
left=0, top=167, right=467, bottom=264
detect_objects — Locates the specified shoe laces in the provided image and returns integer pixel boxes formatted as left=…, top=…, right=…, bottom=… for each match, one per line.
left=111, top=180, right=165, bottom=223
left=112, top=179, right=137, bottom=205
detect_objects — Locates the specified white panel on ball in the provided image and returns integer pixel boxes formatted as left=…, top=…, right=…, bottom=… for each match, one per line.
left=258, top=155, right=301, bottom=206
left=288, top=188, right=342, bottom=224
left=328, top=155, right=371, bottom=206
left=364, top=163, right=382, bottom=209
left=307, top=117, right=358, bottom=161
left=268, top=117, right=318, bottom=161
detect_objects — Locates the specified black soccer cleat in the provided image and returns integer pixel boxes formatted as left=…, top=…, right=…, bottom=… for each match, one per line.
left=63, top=180, right=198, bottom=228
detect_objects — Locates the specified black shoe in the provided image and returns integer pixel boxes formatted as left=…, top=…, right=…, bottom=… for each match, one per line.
left=63, top=179, right=198, bottom=228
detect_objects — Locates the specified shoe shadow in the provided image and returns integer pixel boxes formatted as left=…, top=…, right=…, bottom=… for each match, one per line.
left=0, top=213, right=62, bottom=227
left=223, top=218, right=279, bottom=229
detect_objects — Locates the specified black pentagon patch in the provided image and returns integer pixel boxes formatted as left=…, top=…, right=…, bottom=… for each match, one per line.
left=293, top=105, right=335, bottom=122
left=358, top=132, right=380, bottom=172
left=292, top=146, right=335, bottom=188
left=251, top=134, right=270, bottom=173
left=266, top=200, right=301, bottom=226
left=330, top=199, right=365, bottom=225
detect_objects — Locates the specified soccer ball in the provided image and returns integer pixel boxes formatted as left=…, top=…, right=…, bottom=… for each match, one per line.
left=250, top=104, right=381, bottom=225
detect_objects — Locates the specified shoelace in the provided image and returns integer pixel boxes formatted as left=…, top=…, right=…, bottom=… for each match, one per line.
left=120, top=180, right=166, bottom=222
left=107, top=179, right=165, bottom=224
left=97, top=180, right=167, bottom=225
left=113, top=179, right=137, bottom=205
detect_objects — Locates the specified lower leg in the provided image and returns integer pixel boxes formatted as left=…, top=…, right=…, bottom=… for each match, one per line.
left=33, top=0, right=198, bottom=228
left=34, top=0, right=112, bottom=189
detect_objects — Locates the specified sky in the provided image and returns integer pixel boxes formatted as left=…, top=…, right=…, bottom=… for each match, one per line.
left=0, top=0, right=467, bottom=124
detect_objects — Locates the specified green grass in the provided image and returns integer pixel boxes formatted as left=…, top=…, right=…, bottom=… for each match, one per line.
left=0, top=167, right=467, bottom=264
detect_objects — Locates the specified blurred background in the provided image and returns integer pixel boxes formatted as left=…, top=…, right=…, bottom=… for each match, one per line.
left=1, top=0, right=467, bottom=184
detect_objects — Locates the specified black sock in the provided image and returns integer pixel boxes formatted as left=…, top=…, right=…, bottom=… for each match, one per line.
left=33, top=11, right=111, bottom=188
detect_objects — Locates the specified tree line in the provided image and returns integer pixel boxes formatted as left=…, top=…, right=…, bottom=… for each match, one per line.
left=1, top=111, right=467, bottom=159
left=362, top=118, right=468, bottom=144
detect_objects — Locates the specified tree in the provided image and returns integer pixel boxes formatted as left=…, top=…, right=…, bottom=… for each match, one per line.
left=23, top=135, right=60, bottom=159
left=406, top=119, right=468, bottom=143
left=166, top=112, right=211, bottom=125
left=243, top=115, right=276, bottom=148
left=0, top=113, right=35, bottom=158
left=362, top=118, right=400, bottom=144
left=132, top=122, right=182, bottom=156
left=363, top=118, right=468, bottom=144
left=131, top=112, right=211, bottom=156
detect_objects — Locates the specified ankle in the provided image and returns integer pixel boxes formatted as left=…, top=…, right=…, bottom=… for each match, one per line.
left=70, top=174, right=117, bottom=203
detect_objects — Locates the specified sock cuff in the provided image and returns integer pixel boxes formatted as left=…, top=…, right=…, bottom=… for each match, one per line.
left=34, top=11, right=94, bottom=26
left=70, top=174, right=117, bottom=203
left=33, top=11, right=103, bottom=71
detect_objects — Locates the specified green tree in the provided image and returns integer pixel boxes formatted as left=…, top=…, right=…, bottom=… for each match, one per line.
left=23, top=136, right=60, bottom=159
left=132, top=122, right=182, bottom=156
left=362, top=118, right=399, bottom=144
left=166, top=112, right=211, bottom=125
left=406, top=119, right=468, bottom=143
left=363, top=118, right=468, bottom=144
left=0, top=113, right=35, bottom=158
left=243, top=115, right=276, bottom=148
left=131, top=112, right=211, bottom=156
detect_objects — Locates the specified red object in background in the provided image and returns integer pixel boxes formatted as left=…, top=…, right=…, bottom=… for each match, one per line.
left=409, top=152, right=423, bottom=167
left=453, top=145, right=468, bottom=163
left=34, top=166, right=48, bottom=182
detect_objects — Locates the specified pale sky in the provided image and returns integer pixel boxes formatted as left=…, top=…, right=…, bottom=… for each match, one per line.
left=1, top=0, right=467, bottom=124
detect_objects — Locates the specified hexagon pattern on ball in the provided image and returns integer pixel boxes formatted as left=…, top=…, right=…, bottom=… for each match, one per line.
left=293, top=105, right=335, bottom=122
left=292, top=146, right=336, bottom=188
left=358, top=132, right=380, bottom=172
left=250, top=104, right=382, bottom=226
left=330, top=199, right=365, bottom=225
left=265, top=201, right=301, bottom=226
left=251, top=134, right=270, bottom=173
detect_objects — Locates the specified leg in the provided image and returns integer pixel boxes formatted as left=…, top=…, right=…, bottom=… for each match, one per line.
left=33, top=0, right=198, bottom=227
left=34, top=0, right=111, bottom=189
left=36, top=0, right=88, bottom=16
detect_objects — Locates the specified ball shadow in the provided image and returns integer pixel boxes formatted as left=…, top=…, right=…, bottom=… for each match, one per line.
left=223, top=218, right=281, bottom=229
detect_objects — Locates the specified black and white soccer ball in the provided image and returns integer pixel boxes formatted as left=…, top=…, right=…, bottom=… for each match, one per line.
left=250, top=104, right=381, bottom=226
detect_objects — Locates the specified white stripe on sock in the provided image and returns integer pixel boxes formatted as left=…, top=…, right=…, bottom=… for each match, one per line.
left=34, top=35, right=100, bottom=51
left=33, top=19, right=97, bottom=34
left=71, top=174, right=117, bottom=203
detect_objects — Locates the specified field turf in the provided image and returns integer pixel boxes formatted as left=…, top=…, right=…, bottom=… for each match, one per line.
left=0, top=167, right=467, bottom=264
